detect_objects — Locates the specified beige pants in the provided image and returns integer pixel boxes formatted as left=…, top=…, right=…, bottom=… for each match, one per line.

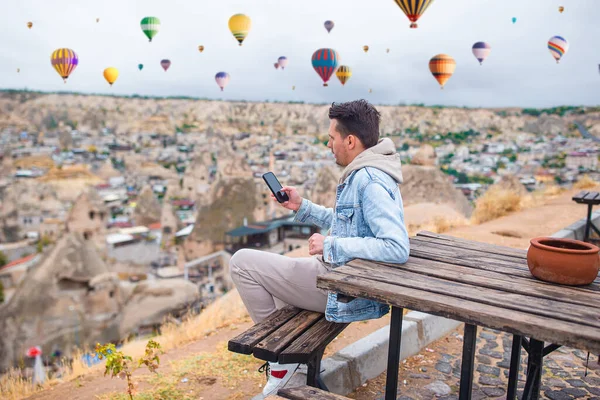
left=229, top=249, right=332, bottom=324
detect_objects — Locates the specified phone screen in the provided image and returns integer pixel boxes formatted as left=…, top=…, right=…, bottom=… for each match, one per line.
left=263, top=172, right=282, bottom=192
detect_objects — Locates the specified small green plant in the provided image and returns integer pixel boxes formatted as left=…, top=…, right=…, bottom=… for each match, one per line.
left=95, top=340, right=163, bottom=400
left=0, top=251, right=7, bottom=267
left=0, top=280, right=4, bottom=303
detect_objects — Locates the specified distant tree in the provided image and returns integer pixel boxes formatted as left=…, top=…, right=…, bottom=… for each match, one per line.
left=0, top=251, right=6, bottom=267
left=0, top=281, right=4, bottom=303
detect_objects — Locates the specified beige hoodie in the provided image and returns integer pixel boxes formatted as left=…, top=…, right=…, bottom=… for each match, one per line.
left=338, top=137, right=403, bottom=185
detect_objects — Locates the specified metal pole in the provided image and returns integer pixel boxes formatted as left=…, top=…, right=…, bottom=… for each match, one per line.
left=459, top=324, right=477, bottom=400
left=584, top=204, right=593, bottom=242
left=385, top=306, right=404, bottom=400
left=507, top=335, right=522, bottom=399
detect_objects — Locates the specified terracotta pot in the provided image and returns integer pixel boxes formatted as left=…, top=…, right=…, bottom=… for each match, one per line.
left=527, top=237, right=600, bottom=285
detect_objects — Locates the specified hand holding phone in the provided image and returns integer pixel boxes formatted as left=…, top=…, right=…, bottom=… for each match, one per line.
left=262, top=172, right=302, bottom=211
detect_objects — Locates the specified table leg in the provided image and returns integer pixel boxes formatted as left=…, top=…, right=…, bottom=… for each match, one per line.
left=458, top=324, right=477, bottom=400
left=585, top=204, right=593, bottom=242
left=522, top=338, right=544, bottom=400
left=507, top=335, right=522, bottom=399
left=385, top=306, right=404, bottom=400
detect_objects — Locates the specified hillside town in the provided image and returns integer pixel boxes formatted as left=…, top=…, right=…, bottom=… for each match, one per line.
left=0, top=92, right=599, bottom=374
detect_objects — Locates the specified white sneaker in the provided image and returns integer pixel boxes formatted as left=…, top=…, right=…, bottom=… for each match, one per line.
left=259, top=361, right=300, bottom=397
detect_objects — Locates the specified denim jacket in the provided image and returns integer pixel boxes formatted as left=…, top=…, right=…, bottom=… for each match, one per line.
left=294, top=166, right=410, bottom=323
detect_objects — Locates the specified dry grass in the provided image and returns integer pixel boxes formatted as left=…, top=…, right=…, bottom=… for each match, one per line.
left=574, top=175, right=599, bottom=189
left=408, top=216, right=470, bottom=237
left=471, top=186, right=524, bottom=224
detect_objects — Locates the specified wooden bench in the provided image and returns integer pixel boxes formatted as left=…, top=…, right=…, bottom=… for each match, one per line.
left=228, top=305, right=348, bottom=390
left=277, top=385, right=352, bottom=399
left=572, top=190, right=600, bottom=243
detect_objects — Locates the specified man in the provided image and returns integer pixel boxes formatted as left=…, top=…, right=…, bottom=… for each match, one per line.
left=229, top=99, right=410, bottom=397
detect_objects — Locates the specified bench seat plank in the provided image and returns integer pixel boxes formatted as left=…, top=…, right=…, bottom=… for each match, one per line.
left=254, top=310, right=323, bottom=362
left=228, top=305, right=302, bottom=354
left=279, top=318, right=349, bottom=364
left=279, top=386, right=351, bottom=399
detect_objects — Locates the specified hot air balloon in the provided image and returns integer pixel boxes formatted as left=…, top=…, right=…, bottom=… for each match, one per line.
left=103, top=67, right=119, bottom=86
left=369, top=89, right=372, bottom=93
left=548, top=36, right=568, bottom=63
left=559, top=6, right=564, bottom=13
left=138, top=64, right=143, bottom=71
left=292, top=86, right=295, bottom=90
left=27, top=22, right=32, bottom=29
left=278, top=56, right=288, bottom=69
left=472, top=42, right=491, bottom=65
left=336, top=65, right=352, bottom=86
left=512, top=17, right=517, bottom=24
left=429, top=54, right=456, bottom=89
left=51, top=48, right=79, bottom=83
left=311, top=48, right=339, bottom=87
left=229, top=14, right=251, bottom=46
left=141, top=17, right=160, bottom=42
left=17, top=68, right=20, bottom=73
left=363, top=46, right=369, bottom=53
left=160, top=59, right=171, bottom=71
left=386, top=48, right=390, bottom=53
left=198, top=45, right=204, bottom=52
left=96, top=18, right=100, bottom=23
left=324, top=20, right=334, bottom=33
left=215, top=72, right=230, bottom=91
left=393, top=0, right=434, bottom=28
left=274, top=63, right=280, bottom=69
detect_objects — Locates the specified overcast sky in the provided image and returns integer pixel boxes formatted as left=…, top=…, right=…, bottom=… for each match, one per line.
left=1, top=0, right=599, bottom=108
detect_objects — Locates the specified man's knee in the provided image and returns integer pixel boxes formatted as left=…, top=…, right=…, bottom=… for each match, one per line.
left=229, top=248, right=253, bottom=278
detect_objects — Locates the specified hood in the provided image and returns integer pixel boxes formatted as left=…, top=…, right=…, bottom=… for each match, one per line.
left=339, top=138, right=403, bottom=185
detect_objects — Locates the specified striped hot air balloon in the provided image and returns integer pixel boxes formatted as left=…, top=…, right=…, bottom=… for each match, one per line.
left=336, top=65, right=352, bottom=86
left=51, top=48, right=79, bottom=83
left=141, top=17, right=160, bottom=42
left=311, top=48, right=339, bottom=87
left=472, top=42, right=491, bottom=65
left=324, top=20, right=334, bottom=33
left=429, top=54, right=456, bottom=89
left=393, top=0, right=434, bottom=28
left=548, top=36, right=568, bottom=64
left=215, top=72, right=230, bottom=91
left=229, top=14, right=251, bottom=46
left=278, top=56, right=288, bottom=69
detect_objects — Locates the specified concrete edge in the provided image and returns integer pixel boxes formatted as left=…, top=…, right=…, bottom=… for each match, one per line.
left=252, top=311, right=463, bottom=398
left=550, top=211, right=600, bottom=240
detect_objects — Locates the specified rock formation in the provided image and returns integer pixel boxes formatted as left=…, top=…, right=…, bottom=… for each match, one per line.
left=309, top=165, right=341, bottom=209
left=410, top=144, right=437, bottom=166
left=134, top=186, right=162, bottom=226
left=0, top=232, right=199, bottom=372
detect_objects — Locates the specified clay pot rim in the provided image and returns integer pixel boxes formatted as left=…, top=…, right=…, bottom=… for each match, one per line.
left=529, top=237, right=599, bottom=255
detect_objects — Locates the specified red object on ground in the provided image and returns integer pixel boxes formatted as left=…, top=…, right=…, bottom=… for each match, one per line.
left=27, top=346, right=42, bottom=357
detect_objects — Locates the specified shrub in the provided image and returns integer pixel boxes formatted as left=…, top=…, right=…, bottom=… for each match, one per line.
left=574, top=175, right=598, bottom=189
left=0, top=281, right=4, bottom=303
left=472, top=187, right=523, bottom=224
left=0, top=251, right=6, bottom=267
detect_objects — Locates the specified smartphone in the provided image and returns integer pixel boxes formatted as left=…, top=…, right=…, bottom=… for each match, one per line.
left=262, top=172, right=290, bottom=203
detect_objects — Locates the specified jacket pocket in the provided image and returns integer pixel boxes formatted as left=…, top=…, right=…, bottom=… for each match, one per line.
left=336, top=207, right=357, bottom=236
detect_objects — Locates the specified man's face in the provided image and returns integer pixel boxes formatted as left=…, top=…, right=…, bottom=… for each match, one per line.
left=327, top=119, right=349, bottom=167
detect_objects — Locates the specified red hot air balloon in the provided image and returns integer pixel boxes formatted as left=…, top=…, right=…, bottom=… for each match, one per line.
left=160, top=59, right=171, bottom=71
left=311, top=48, right=339, bottom=87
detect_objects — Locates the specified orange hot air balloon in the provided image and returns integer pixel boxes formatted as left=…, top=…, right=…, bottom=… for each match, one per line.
left=198, top=45, right=204, bottom=52
left=558, top=6, right=564, bottom=13
left=363, top=45, right=369, bottom=53
left=27, top=22, right=33, bottom=29
left=429, top=54, right=456, bottom=89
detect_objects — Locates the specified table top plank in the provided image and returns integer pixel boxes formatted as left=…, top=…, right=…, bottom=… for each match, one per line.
left=336, top=263, right=600, bottom=329
left=415, top=231, right=527, bottom=259
left=584, top=192, right=600, bottom=202
left=349, top=258, right=600, bottom=308
left=317, top=271, right=600, bottom=354
left=572, top=191, right=590, bottom=202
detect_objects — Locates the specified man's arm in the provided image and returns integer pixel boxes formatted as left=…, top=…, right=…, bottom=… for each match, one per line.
left=294, top=198, right=334, bottom=231
left=322, top=182, right=410, bottom=265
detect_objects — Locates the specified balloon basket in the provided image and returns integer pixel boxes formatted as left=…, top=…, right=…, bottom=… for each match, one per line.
left=323, top=83, right=328, bottom=87
left=410, top=23, right=418, bottom=28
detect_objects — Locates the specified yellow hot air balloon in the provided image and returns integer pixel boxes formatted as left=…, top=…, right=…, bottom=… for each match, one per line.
left=558, top=6, right=564, bottom=13
left=198, top=45, right=205, bottom=52
left=363, top=45, right=369, bottom=53
left=229, top=14, right=251, bottom=46
left=336, top=65, right=352, bottom=86
left=103, top=67, right=119, bottom=86
left=429, top=54, right=456, bottom=89
left=27, top=22, right=33, bottom=29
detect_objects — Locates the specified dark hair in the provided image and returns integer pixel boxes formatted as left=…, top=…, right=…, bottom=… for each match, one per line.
left=328, top=99, right=381, bottom=148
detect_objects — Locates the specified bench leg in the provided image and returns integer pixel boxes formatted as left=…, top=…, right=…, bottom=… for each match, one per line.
left=307, top=349, right=326, bottom=390
left=585, top=204, right=593, bottom=242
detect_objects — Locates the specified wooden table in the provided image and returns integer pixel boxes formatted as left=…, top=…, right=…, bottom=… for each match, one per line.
left=572, top=190, right=600, bottom=243
left=316, top=231, right=600, bottom=400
